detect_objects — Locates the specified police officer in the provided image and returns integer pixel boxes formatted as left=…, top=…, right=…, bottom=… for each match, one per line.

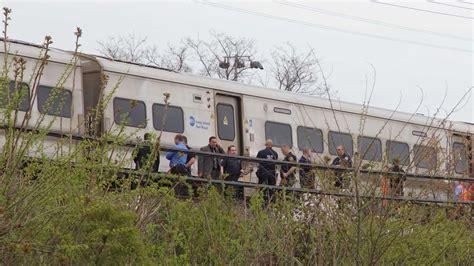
left=331, top=145, right=352, bottom=188
left=280, top=144, right=297, bottom=187
left=134, top=133, right=160, bottom=172
left=256, top=139, right=278, bottom=186
left=299, top=147, right=314, bottom=189
left=389, top=158, right=406, bottom=196
left=221, top=145, right=248, bottom=199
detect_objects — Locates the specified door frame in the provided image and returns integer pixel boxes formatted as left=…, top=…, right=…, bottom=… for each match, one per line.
left=214, top=93, right=244, bottom=155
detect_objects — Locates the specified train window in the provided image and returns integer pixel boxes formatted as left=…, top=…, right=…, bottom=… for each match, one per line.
left=414, top=144, right=437, bottom=169
left=0, top=81, right=30, bottom=111
left=152, top=104, right=184, bottom=133
left=453, top=142, right=468, bottom=174
left=386, top=141, right=410, bottom=165
left=113, top=97, right=146, bottom=128
left=328, top=131, right=353, bottom=156
left=265, top=121, right=292, bottom=148
left=297, top=126, right=323, bottom=153
left=216, top=103, right=235, bottom=141
left=37, top=85, right=72, bottom=118
left=358, top=136, right=382, bottom=162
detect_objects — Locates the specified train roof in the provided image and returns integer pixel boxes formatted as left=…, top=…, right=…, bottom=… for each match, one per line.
left=0, top=38, right=77, bottom=65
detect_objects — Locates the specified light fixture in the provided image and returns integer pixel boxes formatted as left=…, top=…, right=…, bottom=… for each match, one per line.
left=250, top=60, right=264, bottom=70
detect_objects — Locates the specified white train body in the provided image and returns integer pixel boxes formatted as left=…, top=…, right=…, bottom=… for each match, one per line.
left=1, top=40, right=472, bottom=200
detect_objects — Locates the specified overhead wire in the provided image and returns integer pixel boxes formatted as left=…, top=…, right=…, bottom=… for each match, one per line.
left=196, top=0, right=473, bottom=54
left=277, top=0, right=472, bottom=42
left=458, top=0, right=474, bottom=5
left=428, top=0, right=474, bottom=10
left=371, top=0, right=474, bottom=19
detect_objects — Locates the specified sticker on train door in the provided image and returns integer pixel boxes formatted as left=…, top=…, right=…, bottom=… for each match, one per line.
left=223, top=116, right=228, bottom=125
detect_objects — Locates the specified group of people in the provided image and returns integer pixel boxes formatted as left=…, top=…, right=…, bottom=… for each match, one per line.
left=255, top=139, right=319, bottom=189
left=133, top=134, right=412, bottom=195
left=133, top=134, right=248, bottom=182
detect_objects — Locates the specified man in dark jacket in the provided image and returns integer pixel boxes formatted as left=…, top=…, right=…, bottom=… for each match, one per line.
left=198, top=136, right=225, bottom=180
left=221, top=145, right=243, bottom=182
left=134, top=133, right=160, bottom=172
left=256, top=139, right=279, bottom=186
left=331, top=145, right=352, bottom=188
left=221, top=145, right=246, bottom=199
left=389, top=158, right=406, bottom=196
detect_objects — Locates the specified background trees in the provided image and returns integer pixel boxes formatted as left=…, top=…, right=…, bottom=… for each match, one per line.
left=97, top=31, right=330, bottom=96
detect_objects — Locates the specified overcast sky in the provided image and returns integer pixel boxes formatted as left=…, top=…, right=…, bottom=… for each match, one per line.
left=4, top=0, right=473, bottom=123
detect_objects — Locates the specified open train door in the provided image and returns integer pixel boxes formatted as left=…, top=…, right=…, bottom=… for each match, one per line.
left=214, top=94, right=243, bottom=155
left=78, top=54, right=103, bottom=137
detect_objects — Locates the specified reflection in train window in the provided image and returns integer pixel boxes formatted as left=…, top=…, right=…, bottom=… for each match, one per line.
left=216, top=103, right=235, bottom=141
left=265, top=121, right=292, bottom=148
left=358, top=136, right=382, bottom=161
left=37, top=85, right=72, bottom=118
left=297, top=126, right=323, bottom=153
left=153, top=104, right=184, bottom=133
left=414, top=144, right=437, bottom=169
left=386, top=140, right=410, bottom=165
left=113, top=97, right=146, bottom=128
left=328, top=131, right=353, bottom=156
left=453, top=142, right=468, bottom=174
left=0, top=81, right=30, bottom=111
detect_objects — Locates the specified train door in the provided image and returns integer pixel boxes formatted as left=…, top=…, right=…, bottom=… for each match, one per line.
left=79, top=55, right=103, bottom=137
left=214, top=94, right=242, bottom=155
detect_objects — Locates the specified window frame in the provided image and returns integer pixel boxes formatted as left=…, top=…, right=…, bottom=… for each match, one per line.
left=113, top=97, right=147, bottom=128
left=328, top=131, right=353, bottom=156
left=357, top=136, right=382, bottom=162
left=0, top=81, right=31, bottom=112
left=216, top=103, right=236, bottom=141
left=152, top=103, right=184, bottom=134
left=297, top=126, right=324, bottom=153
left=413, top=144, right=437, bottom=169
left=386, top=140, right=410, bottom=165
left=37, top=85, right=73, bottom=118
left=264, top=121, right=293, bottom=148
left=453, top=142, right=468, bottom=174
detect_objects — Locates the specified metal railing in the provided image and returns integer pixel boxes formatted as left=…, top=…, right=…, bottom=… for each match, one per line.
left=121, top=169, right=474, bottom=206
left=159, top=145, right=474, bottom=182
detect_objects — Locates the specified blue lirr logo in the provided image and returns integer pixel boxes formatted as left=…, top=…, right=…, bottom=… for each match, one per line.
left=189, top=116, right=196, bottom=127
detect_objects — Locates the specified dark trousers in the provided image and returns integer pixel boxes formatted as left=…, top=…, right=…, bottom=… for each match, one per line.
left=300, top=174, right=315, bottom=189
left=210, top=168, right=220, bottom=180
left=225, top=174, right=243, bottom=200
left=170, top=164, right=188, bottom=175
left=257, top=172, right=276, bottom=186
left=257, top=172, right=276, bottom=202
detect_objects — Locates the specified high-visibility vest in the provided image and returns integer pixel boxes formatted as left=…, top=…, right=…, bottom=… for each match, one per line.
left=462, top=184, right=472, bottom=201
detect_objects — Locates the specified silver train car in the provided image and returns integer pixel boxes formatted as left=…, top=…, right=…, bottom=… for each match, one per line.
left=1, top=39, right=472, bottom=200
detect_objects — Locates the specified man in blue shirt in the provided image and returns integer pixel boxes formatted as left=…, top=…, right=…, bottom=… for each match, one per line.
left=166, top=134, right=188, bottom=175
